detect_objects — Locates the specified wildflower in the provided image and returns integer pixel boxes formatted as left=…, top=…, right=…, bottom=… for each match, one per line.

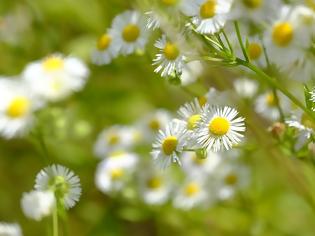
left=178, top=99, right=203, bottom=131
left=35, top=165, right=81, bottom=209
left=21, top=190, right=55, bottom=221
left=0, top=223, right=22, bottom=236
left=22, top=54, right=89, bottom=102
left=196, top=105, right=245, bottom=152
left=111, top=10, right=149, bottom=55
left=233, top=77, right=258, bottom=99
left=151, top=119, right=189, bottom=168
left=180, top=61, right=204, bottom=86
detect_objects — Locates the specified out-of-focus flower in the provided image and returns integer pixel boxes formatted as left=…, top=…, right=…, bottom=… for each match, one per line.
left=151, top=119, right=189, bottom=168
left=35, top=165, right=81, bottom=209
left=196, top=105, right=246, bottom=152
left=22, top=54, right=89, bottom=102
left=0, top=78, right=43, bottom=139
left=0, top=222, right=22, bottom=236
left=95, top=152, right=138, bottom=194
left=233, top=77, right=258, bottom=99
left=111, top=11, right=149, bottom=55
left=180, top=61, right=204, bottom=86
left=21, top=190, right=55, bottom=221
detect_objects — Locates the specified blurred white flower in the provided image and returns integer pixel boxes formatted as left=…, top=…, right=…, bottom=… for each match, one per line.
left=180, top=61, right=203, bottom=86
left=0, top=223, right=22, bottom=236
left=111, top=11, right=149, bottom=55
left=233, top=78, right=258, bottom=98
left=22, top=54, right=89, bottom=102
left=21, top=190, right=55, bottom=221
left=35, top=165, right=81, bottom=209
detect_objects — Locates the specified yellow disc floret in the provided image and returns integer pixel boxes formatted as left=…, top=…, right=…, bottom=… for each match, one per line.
left=149, top=119, right=160, bottom=131
left=163, top=43, right=180, bottom=60
left=110, top=168, right=124, bottom=180
left=147, top=177, right=162, bottom=189
left=187, top=114, right=201, bottom=130
left=265, top=93, right=278, bottom=107
left=209, top=117, right=230, bottom=136
left=242, top=0, right=262, bottom=9
left=97, top=34, right=112, bottom=50
left=162, top=136, right=178, bottom=155
left=122, top=24, right=140, bottom=42
left=43, top=56, right=64, bottom=71
left=107, top=134, right=120, bottom=145
left=272, top=22, right=294, bottom=47
left=184, top=182, right=200, bottom=197
left=6, top=96, right=30, bottom=118
left=248, top=42, right=262, bottom=60
left=198, top=96, right=207, bottom=107
left=224, top=173, right=238, bottom=186
left=200, top=0, right=217, bottom=19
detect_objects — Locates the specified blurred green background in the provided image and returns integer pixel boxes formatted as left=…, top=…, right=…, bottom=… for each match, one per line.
left=1, top=0, right=315, bottom=235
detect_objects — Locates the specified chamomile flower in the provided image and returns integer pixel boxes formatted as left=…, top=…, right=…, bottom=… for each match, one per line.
left=196, top=106, right=246, bottom=152
left=22, top=54, right=89, bottom=102
left=95, top=152, right=138, bottom=194
left=198, top=88, right=231, bottom=107
left=182, top=0, right=234, bottom=34
left=233, top=77, right=258, bottom=99
left=151, top=119, right=189, bottom=168
left=0, top=223, right=22, bottom=236
left=0, top=78, right=42, bottom=139
left=178, top=98, right=203, bottom=131
left=35, top=165, right=81, bottom=209
left=91, top=31, right=118, bottom=65
left=94, top=125, right=137, bottom=159
left=111, top=11, right=149, bottom=55
left=153, top=35, right=186, bottom=77
left=173, top=177, right=209, bottom=210
left=286, top=112, right=315, bottom=150
left=231, top=0, right=282, bottom=23
left=180, top=61, right=204, bottom=86
left=246, top=36, right=266, bottom=67
left=21, top=190, right=55, bottom=221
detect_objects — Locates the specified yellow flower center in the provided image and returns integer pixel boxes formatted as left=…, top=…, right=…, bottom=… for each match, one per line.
left=242, top=0, right=262, bottom=9
left=161, top=0, right=177, bottom=6
left=306, top=0, right=315, bottom=11
left=198, top=96, right=207, bottom=107
left=110, top=168, right=124, bottom=180
left=6, top=96, right=30, bottom=118
left=265, top=93, right=278, bottom=107
left=97, top=34, right=112, bottom=50
left=147, top=177, right=162, bottom=189
left=272, top=22, right=294, bottom=47
left=162, top=136, right=178, bottom=155
left=200, top=0, right=217, bottom=19
left=107, top=134, right=120, bottom=145
left=163, top=43, right=180, bottom=60
left=187, top=114, right=201, bottom=130
left=248, top=42, right=262, bottom=60
left=224, top=173, right=238, bottom=186
left=43, top=56, right=64, bottom=71
left=149, top=119, right=160, bottom=131
left=208, top=117, right=230, bottom=136
left=122, top=24, right=140, bottom=42
left=184, top=182, right=200, bottom=197
left=192, top=154, right=206, bottom=165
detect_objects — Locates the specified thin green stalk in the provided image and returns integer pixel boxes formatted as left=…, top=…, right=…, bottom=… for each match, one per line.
left=234, top=21, right=249, bottom=62
left=53, top=206, right=59, bottom=236
left=237, top=58, right=315, bottom=122
left=221, top=30, right=234, bottom=54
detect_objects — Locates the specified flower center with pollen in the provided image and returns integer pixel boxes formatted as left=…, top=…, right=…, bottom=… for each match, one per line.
left=149, top=119, right=160, bottom=131
left=162, top=136, right=178, bottom=155
left=248, top=42, right=262, bottom=60
left=209, top=117, right=230, bottom=136
left=164, top=43, right=180, bottom=60
left=97, top=34, right=112, bottom=50
left=161, top=0, right=177, bottom=6
left=43, top=56, right=64, bottom=71
left=272, top=22, right=294, bottom=47
left=242, top=0, right=262, bottom=9
left=6, top=96, right=30, bottom=118
left=224, top=173, right=238, bottom=186
left=110, top=168, right=124, bottom=180
left=107, top=134, right=120, bottom=145
left=187, top=114, right=201, bottom=130
left=265, top=93, right=278, bottom=107
left=122, top=24, right=140, bottom=42
left=147, top=177, right=162, bottom=189
left=184, top=182, right=200, bottom=197
left=200, top=0, right=217, bottom=19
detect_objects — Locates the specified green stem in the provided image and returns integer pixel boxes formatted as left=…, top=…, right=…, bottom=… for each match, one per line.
left=234, top=21, right=249, bottom=62
left=237, top=58, right=315, bottom=122
left=221, top=29, right=234, bottom=54
left=53, top=206, right=58, bottom=236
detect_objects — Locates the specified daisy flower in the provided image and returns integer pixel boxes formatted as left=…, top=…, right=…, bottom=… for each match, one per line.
left=21, top=190, right=55, bottom=221
left=151, top=119, right=189, bottom=168
left=35, top=165, right=81, bottom=209
left=0, top=223, right=22, bottom=236
left=198, top=88, right=231, bottom=107
left=22, top=54, right=89, bottom=102
left=173, top=176, right=210, bottom=210
left=0, top=78, right=43, bottom=139
left=95, top=152, right=138, bottom=194
left=153, top=35, right=186, bottom=77
left=182, top=0, right=234, bottom=34
left=111, top=10, right=149, bottom=55
left=196, top=105, right=246, bottom=152
left=233, top=77, right=258, bottom=99
left=178, top=98, right=204, bottom=131
left=93, top=125, right=137, bottom=159
left=246, top=36, right=266, bottom=67
left=91, top=30, right=118, bottom=65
